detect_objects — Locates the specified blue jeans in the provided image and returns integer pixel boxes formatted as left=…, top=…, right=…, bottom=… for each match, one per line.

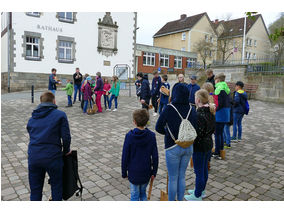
left=214, top=123, right=225, bottom=155
left=109, top=95, right=118, bottom=109
left=83, top=100, right=91, bottom=113
left=159, top=102, right=167, bottom=114
left=67, top=95, right=72, bottom=106
left=129, top=182, right=148, bottom=201
left=49, top=90, right=56, bottom=95
left=193, top=151, right=211, bottom=198
left=104, top=95, right=109, bottom=109
left=223, top=124, right=231, bottom=145
left=73, top=84, right=81, bottom=102
left=28, top=158, right=63, bottom=201
left=233, top=113, right=244, bottom=139
left=165, top=145, right=193, bottom=201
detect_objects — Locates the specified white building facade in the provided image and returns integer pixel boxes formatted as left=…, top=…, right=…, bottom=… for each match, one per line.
left=1, top=12, right=136, bottom=92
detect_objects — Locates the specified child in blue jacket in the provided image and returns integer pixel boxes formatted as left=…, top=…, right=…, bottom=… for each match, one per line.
left=121, top=109, right=159, bottom=201
left=232, top=81, right=248, bottom=142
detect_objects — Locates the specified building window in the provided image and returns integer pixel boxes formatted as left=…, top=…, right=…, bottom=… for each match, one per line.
left=210, top=36, right=213, bottom=43
left=253, top=53, right=256, bottom=59
left=254, top=40, right=257, bottom=47
left=57, top=36, right=76, bottom=63
left=249, top=39, right=252, bottom=46
left=246, top=52, right=251, bottom=59
left=143, top=52, right=155, bottom=66
left=187, top=58, right=196, bottom=67
left=181, top=47, right=185, bottom=51
left=26, top=12, right=40, bottom=17
left=182, top=32, right=186, bottom=40
left=22, top=31, right=43, bottom=61
left=174, top=56, right=182, bottom=69
left=57, top=12, right=75, bottom=23
left=205, top=35, right=208, bottom=42
left=160, top=54, right=169, bottom=67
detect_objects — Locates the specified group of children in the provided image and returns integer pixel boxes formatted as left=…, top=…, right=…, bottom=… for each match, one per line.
left=122, top=70, right=249, bottom=201
left=62, top=73, right=121, bottom=114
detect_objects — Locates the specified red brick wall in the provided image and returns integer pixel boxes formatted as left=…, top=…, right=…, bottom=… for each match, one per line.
left=137, top=52, right=187, bottom=75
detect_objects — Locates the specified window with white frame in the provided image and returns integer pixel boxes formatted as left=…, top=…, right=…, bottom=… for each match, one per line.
left=205, top=35, right=208, bottom=42
left=187, top=57, right=196, bottom=67
left=174, top=56, right=182, bottom=69
left=246, top=52, right=251, bottom=59
left=249, top=39, right=252, bottom=46
left=254, top=40, right=257, bottom=47
left=253, top=53, right=256, bottom=59
left=58, top=12, right=73, bottom=22
left=25, top=36, right=40, bottom=59
left=26, top=12, right=40, bottom=17
left=181, top=47, right=185, bottom=51
left=182, top=32, right=186, bottom=40
left=58, top=40, right=73, bottom=61
left=160, top=54, right=169, bottom=67
left=210, top=36, right=213, bottom=43
left=143, top=52, right=155, bottom=66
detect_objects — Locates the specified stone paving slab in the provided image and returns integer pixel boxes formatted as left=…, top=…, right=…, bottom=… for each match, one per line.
left=1, top=90, right=284, bottom=201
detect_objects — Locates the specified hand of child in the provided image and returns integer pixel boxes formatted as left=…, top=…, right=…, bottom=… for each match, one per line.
left=65, top=150, right=72, bottom=156
left=141, top=99, right=145, bottom=104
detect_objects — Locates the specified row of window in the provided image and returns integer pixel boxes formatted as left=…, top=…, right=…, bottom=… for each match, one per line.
left=26, top=12, right=75, bottom=23
left=142, top=52, right=196, bottom=69
left=24, top=34, right=74, bottom=62
left=246, top=52, right=257, bottom=60
left=246, top=38, right=257, bottom=47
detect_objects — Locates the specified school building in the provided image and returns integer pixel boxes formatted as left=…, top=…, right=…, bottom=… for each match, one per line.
left=135, top=43, right=197, bottom=75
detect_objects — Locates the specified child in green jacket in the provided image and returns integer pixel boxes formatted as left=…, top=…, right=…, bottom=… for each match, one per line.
left=107, top=76, right=120, bottom=112
left=62, top=79, right=74, bottom=107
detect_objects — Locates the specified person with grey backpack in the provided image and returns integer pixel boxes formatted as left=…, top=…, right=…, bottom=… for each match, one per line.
left=156, top=83, right=197, bottom=201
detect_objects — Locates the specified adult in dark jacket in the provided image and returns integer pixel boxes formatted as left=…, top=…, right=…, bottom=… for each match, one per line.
left=73, top=68, right=83, bottom=103
left=205, top=69, right=215, bottom=89
left=156, top=83, right=197, bottom=201
left=48, top=68, right=60, bottom=95
left=232, top=81, right=248, bottom=142
left=185, top=89, right=215, bottom=201
left=139, top=73, right=151, bottom=110
left=27, top=91, right=71, bottom=201
left=94, top=72, right=104, bottom=113
left=121, top=109, right=158, bottom=201
left=151, top=71, right=162, bottom=116
left=187, top=75, right=200, bottom=104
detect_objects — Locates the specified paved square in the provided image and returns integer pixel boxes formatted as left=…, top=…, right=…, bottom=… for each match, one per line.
left=1, top=90, right=284, bottom=201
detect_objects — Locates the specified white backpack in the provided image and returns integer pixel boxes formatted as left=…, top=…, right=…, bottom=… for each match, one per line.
left=166, top=104, right=197, bottom=148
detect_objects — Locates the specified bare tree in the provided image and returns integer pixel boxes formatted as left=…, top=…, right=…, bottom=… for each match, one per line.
left=194, top=39, right=215, bottom=69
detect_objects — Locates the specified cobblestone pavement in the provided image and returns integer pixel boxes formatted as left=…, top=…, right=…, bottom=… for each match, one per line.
left=1, top=90, right=284, bottom=201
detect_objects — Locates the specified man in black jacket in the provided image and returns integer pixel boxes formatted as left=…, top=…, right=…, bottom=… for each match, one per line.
left=73, top=68, right=83, bottom=104
left=205, top=69, right=215, bottom=89
left=137, top=73, right=151, bottom=110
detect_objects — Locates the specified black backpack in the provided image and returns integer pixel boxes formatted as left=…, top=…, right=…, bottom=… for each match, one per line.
left=62, top=150, right=83, bottom=200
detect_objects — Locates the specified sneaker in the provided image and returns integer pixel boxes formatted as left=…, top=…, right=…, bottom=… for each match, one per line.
left=214, top=155, right=222, bottom=160
left=187, top=189, right=206, bottom=198
left=153, top=112, right=158, bottom=117
left=231, top=137, right=238, bottom=142
left=238, top=139, right=242, bottom=142
left=224, top=145, right=231, bottom=149
left=113, top=108, right=117, bottom=112
left=184, top=193, right=202, bottom=201
left=106, top=109, right=111, bottom=111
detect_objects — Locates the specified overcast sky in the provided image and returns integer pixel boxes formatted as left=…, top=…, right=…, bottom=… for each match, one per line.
left=137, top=12, right=282, bottom=45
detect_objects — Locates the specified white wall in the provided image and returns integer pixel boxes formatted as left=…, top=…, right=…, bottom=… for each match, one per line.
left=1, top=33, right=8, bottom=73
left=12, top=12, right=135, bottom=77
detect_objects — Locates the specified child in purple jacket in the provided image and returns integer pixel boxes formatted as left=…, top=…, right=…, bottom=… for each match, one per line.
left=82, top=76, right=93, bottom=113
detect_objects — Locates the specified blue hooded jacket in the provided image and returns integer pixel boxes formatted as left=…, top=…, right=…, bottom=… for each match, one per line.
left=151, top=76, right=162, bottom=97
left=187, top=83, right=200, bottom=104
left=121, top=128, right=159, bottom=185
left=155, top=83, right=197, bottom=149
left=27, top=102, right=71, bottom=164
left=48, top=74, right=58, bottom=90
left=140, top=74, right=151, bottom=101
left=233, top=90, right=248, bottom=114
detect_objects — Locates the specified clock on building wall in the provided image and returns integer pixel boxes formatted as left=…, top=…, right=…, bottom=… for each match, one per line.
left=97, top=12, right=118, bottom=57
